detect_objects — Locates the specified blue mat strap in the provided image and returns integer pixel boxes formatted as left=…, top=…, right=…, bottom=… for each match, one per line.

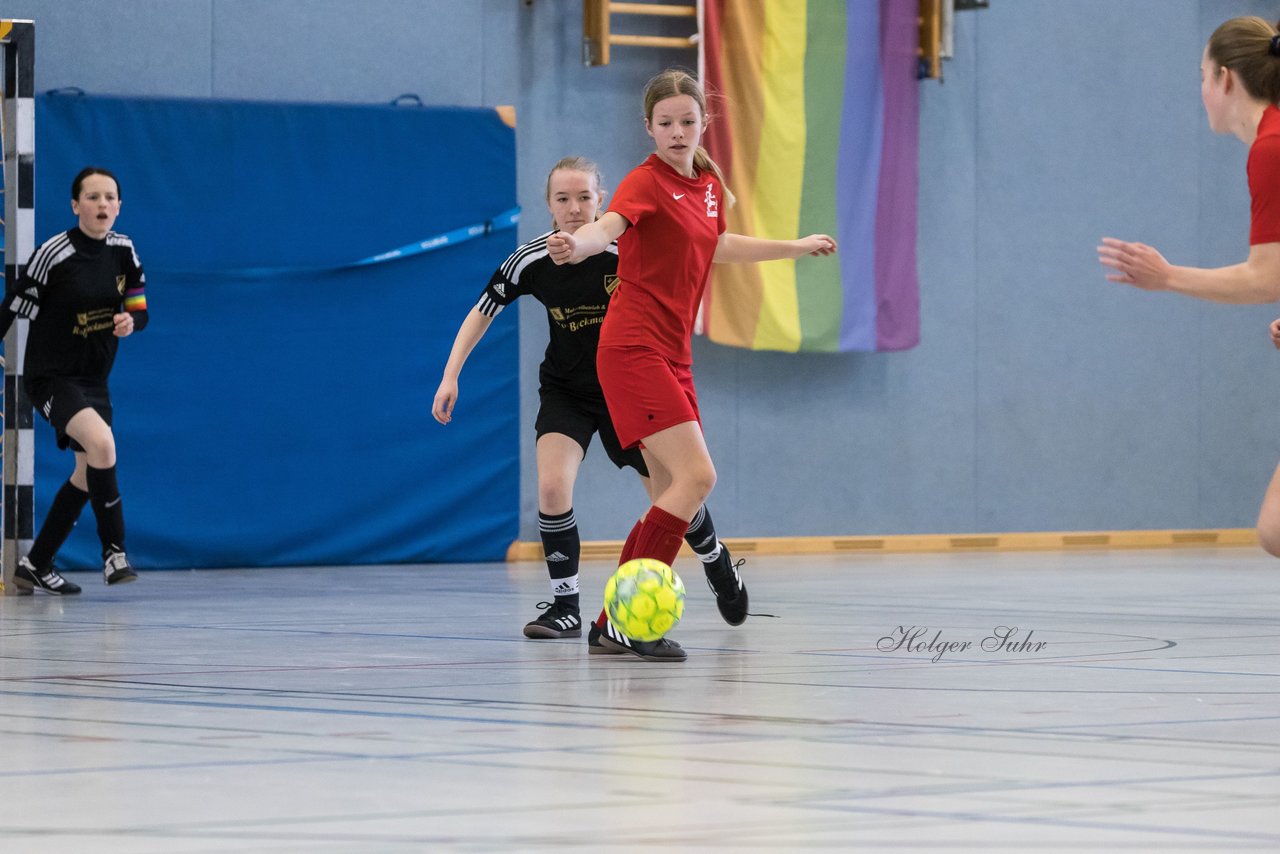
left=350, top=206, right=522, bottom=268
left=154, top=206, right=521, bottom=278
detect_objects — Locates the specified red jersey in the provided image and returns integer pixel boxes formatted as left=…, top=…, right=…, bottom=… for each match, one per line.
left=600, top=153, right=727, bottom=364
left=1248, top=103, right=1280, bottom=245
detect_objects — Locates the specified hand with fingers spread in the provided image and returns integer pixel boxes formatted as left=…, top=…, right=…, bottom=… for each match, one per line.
left=1097, top=237, right=1174, bottom=291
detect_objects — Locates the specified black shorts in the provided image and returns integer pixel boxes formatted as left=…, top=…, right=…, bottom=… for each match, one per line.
left=535, top=385, right=648, bottom=475
left=27, top=377, right=113, bottom=452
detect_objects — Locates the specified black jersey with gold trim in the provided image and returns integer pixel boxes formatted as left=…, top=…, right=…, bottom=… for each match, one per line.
left=478, top=230, right=619, bottom=393
left=2, top=227, right=148, bottom=383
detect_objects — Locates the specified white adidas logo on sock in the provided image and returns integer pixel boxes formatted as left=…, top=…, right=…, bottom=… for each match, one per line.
left=546, top=551, right=570, bottom=562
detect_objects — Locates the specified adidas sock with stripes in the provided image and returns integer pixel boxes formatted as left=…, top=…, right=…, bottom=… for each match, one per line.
left=539, top=508, right=580, bottom=611
left=86, top=464, right=126, bottom=558
left=685, top=504, right=724, bottom=565
left=27, top=479, right=91, bottom=570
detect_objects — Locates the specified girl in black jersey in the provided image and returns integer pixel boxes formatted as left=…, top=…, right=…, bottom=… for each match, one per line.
left=433, top=156, right=744, bottom=645
left=2, top=167, right=149, bottom=594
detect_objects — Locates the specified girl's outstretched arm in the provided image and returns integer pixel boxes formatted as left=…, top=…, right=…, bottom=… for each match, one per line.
left=714, top=233, right=837, bottom=264
left=1098, top=238, right=1280, bottom=304
left=547, top=212, right=630, bottom=265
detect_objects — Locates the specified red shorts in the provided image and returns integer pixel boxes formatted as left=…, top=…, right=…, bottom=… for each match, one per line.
left=596, top=344, right=700, bottom=449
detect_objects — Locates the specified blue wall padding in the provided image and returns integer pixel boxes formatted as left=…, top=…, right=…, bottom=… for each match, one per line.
left=29, top=92, right=518, bottom=567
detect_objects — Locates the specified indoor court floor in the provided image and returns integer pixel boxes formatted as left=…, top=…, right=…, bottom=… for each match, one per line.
left=1, top=548, right=1277, bottom=852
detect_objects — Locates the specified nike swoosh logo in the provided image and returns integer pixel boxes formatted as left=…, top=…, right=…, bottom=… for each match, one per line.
left=673, top=193, right=685, bottom=200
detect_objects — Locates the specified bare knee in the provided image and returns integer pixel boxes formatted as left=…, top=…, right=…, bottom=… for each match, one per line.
left=65, top=410, right=116, bottom=468
left=79, top=433, right=116, bottom=468
left=537, top=476, right=574, bottom=515
left=1258, top=496, right=1280, bottom=558
left=1259, top=523, right=1280, bottom=558
left=675, top=461, right=716, bottom=504
left=697, top=466, right=717, bottom=500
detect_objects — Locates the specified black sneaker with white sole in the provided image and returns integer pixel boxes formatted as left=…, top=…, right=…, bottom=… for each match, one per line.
left=14, top=557, right=82, bottom=595
left=523, top=601, right=582, bottom=639
left=587, top=620, right=625, bottom=655
left=705, top=551, right=749, bottom=626
left=103, top=550, right=138, bottom=585
left=592, top=619, right=687, bottom=662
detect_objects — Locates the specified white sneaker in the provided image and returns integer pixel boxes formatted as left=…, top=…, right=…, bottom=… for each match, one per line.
left=103, top=550, right=138, bottom=585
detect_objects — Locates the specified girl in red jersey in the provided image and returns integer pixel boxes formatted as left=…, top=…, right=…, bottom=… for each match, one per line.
left=1098, top=17, right=1280, bottom=554
left=547, top=70, right=837, bottom=661
left=434, top=156, right=742, bottom=645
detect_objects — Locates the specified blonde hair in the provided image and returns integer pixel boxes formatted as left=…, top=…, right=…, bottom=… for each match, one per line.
left=545, top=155, right=605, bottom=229
left=1207, top=16, right=1280, bottom=104
left=642, top=69, right=736, bottom=206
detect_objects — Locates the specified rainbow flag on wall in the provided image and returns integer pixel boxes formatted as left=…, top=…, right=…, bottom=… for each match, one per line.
left=699, top=0, right=919, bottom=352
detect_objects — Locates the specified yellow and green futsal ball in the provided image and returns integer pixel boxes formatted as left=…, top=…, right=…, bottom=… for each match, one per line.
left=603, top=558, right=685, bottom=642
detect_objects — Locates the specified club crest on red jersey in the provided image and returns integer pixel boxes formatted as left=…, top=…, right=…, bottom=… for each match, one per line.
left=704, top=183, right=718, bottom=218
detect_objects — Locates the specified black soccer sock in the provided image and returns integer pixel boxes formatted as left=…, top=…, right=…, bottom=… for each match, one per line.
left=27, top=480, right=91, bottom=569
left=85, top=464, right=126, bottom=557
left=539, top=508, right=580, bottom=610
left=685, top=504, right=724, bottom=564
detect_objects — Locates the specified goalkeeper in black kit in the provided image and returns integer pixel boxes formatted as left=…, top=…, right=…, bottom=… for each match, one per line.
left=1, top=167, right=150, bottom=594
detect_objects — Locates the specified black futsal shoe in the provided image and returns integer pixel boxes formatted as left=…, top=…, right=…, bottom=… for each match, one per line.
left=523, top=601, right=583, bottom=639
left=594, top=619, right=687, bottom=662
left=103, top=550, right=138, bottom=585
left=14, top=557, right=82, bottom=595
left=587, top=621, right=625, bottom=655
left=705, top=552, right=749, bottom=626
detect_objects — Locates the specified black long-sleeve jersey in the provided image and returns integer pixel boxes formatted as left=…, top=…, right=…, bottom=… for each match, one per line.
left=0, top=226, right=149, bottom=383
left=477, top=230, right=619, bottom=394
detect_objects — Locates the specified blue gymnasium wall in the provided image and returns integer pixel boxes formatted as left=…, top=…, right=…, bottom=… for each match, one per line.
left=30, top=93, right=517, bottom=568
left=6, top=0, right=1280, bottom=563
